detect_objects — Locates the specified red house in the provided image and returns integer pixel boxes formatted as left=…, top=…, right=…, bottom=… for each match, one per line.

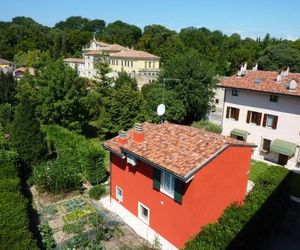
left=103, top=123, right=254, bottom=249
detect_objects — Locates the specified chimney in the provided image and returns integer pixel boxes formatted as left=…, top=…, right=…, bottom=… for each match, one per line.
left=276, top=70, right=283, bottom=82
left=252, top=63, right=258, bottom=71
left=238, top=62, right=247, bottom=76
left=282, top=66, right=289, bottom=77
left=118, top=130, right=128, bottom=145
left=133, top=123, right=144, bottom=143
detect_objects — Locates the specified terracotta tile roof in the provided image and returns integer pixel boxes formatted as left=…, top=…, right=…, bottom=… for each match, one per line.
left=63, top=58, right=84, bottom=63
left=109, top=50, right=159, bottom=60
left=219, top=70, right=300, bottom=97
left=104, top=123, right=254, bottom=180
left=0, top=58, right=12, bottom=65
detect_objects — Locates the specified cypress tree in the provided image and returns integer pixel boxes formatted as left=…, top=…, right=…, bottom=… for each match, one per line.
left=11, top=93, right=46, bottom=166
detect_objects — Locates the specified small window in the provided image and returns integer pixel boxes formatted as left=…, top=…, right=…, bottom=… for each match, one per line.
left=226, top=107, right=240, bottom=121
left=262, top=138, right=271, bottom=152
left=160, top=171, right=175, bottom=198
left=116, top=186, right=123, bottom=202
left=145, top=62, right=147, bottom=68
left=127, top=154, right=136, bottom=166
left=149, top=62, right=152, bottom=68
left=246, top=111, right=262, bottom=126
left=270, top=95, right=278, bottom=102
left=232, top=89, right=238, bottom=96
left=215, top=99, right=219, bottom=104
left=138, top=202, right=150, bottom=225
left=263, top=114, right=278, bottom=129
left=131, top=61, right=133, bottom=67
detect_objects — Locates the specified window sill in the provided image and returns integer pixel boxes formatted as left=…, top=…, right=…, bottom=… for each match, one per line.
left=160, top=188, right=174, bottom=199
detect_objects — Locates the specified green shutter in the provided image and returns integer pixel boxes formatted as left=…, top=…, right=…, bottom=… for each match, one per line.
left=153, top=168, right=161, bottom=191
left=174, top=178, right=185, bottom=204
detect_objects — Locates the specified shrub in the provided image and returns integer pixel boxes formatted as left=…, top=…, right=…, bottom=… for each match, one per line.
left=33, top=125, right=106, bottom=193
left=191, top=120, right=222, bottom=134
left=185, top=166, right=290, bottom=250
left=38, top=223, right=56, bottom=249
left=89, top=184, right=106, bottom=200
left=0, top=135, right=38, bottom=249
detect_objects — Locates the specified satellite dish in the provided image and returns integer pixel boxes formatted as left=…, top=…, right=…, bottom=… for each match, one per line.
left=157, top=104, right=166, bottom=116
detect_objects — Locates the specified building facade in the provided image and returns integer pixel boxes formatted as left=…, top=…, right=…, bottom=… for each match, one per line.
left=219, top=67, right=300, bottom=168
left=64, top=38, right=160, bottom=89
left=104, top=123, right=253, bottom=249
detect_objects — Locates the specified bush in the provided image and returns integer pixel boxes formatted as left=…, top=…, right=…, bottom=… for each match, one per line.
left=191, top=120, right=222, bottom=134
left=89, top=185, right=106, bottom=200
left=0, top=135, right=38, bottom=249
left=33, top=125, right=106, bottom=193
left=185, top=166, right=290, bottom=250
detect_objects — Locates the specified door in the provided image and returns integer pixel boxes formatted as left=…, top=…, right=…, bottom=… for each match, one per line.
left=278, top=154, right=288, bottom=166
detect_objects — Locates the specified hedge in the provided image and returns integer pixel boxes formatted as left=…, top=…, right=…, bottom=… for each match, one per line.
left=89, top=184, right=106, bottom=200
left=191, top=120, right=222, bottom=134
left=0, top=135, right=38, bottom=249
left=33, top=125, right=106, bottom=193
left=184, top=166, right=290, bottom=250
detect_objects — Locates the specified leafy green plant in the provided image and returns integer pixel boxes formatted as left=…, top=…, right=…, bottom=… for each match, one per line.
left=38, top=223, right=56, bottom=249
left=64, top=206, right=96, bottom=223
left=89, top=184, right=106, bottom=200
left=63, top=222, right=84, bottom=234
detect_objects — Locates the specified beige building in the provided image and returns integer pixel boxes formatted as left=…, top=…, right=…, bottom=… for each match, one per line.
left=0, top=58, right=13, bottom=73
left=219, top=64, right=300, bottom=169
left=64, top=37, right=160, bottom=88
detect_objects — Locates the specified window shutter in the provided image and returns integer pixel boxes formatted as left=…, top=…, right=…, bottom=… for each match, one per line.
left=246, top=111, right=250, bottom=123
left=226, top=107, right=230, bottom=118
left=153, top=168, right=161, bottom=191
left=235, top=109, right=240, bottom=121
left=256, top=113, right=262, bottom=126
left=262, top=114, right=267, bottom=127
left=174, top=178, right=185, bottom=204
left=272, top=116, right=278, bottom=129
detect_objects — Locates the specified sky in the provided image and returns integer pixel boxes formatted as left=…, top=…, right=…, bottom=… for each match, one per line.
left=1, top=0, right=300, bottom=40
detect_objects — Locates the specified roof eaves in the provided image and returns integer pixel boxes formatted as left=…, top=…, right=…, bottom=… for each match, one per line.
left=120, top=147, right=187, bottom=182
left=102, top=143, right=125, bottom=159
left=183, top=143, right=256, bottom=181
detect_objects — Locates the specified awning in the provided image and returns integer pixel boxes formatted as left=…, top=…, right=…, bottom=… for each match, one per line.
left=230, top=128, right=248, bottom=140
left=270, top=139, right=297, bottom=156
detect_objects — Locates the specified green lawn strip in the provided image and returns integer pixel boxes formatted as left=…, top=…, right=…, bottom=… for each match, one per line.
left=290, top=171, right=300, bottom=198
left=249, top=160, right=272, bottom=182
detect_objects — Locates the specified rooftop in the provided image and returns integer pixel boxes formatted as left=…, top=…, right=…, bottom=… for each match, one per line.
left=14, top=67, right=35, bottom=76
left=104, top=123, right=253, bottom=180
left=63, top=58, right=84, bottom=63
left=109, top=50, right=159, bottom=60
left=219, top=70, right=300, bottom=97
left=0, top=58, right=12, bottom=65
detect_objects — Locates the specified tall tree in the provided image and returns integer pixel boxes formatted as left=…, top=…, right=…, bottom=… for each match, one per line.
left=104, top=20, right=142, bottom=47
left=34, top=59, right=90, bottom=132
left=162, top=49, right=216, bottom=122
left=258, top=43, right=300, bottom=72
left=11, top=84, right=46, bottom=166
left=0, top=71, right=16, bottom=104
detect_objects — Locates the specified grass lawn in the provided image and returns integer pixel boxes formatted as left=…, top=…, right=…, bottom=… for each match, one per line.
left=290, top=171, right=300, bottom=198
left=249, top=160, right=272, bottom=182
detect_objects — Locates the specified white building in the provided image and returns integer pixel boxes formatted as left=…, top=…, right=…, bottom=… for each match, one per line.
left=64, top=37, right=160, bottom=89
left=219, top=65, right=300, bottom=168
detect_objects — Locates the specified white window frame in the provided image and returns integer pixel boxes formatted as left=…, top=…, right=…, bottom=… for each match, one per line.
left=116, top=186, right=123, bottom=202
left=138, top=202, right=150, bottom=225
left=160, top=170, right=175, bottom=198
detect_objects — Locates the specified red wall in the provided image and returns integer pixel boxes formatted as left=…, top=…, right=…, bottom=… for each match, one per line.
left=110, top=146, right=252, bottom=248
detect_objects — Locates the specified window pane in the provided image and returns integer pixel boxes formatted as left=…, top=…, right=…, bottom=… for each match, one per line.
left=266, top=115, right=273, bottom=127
